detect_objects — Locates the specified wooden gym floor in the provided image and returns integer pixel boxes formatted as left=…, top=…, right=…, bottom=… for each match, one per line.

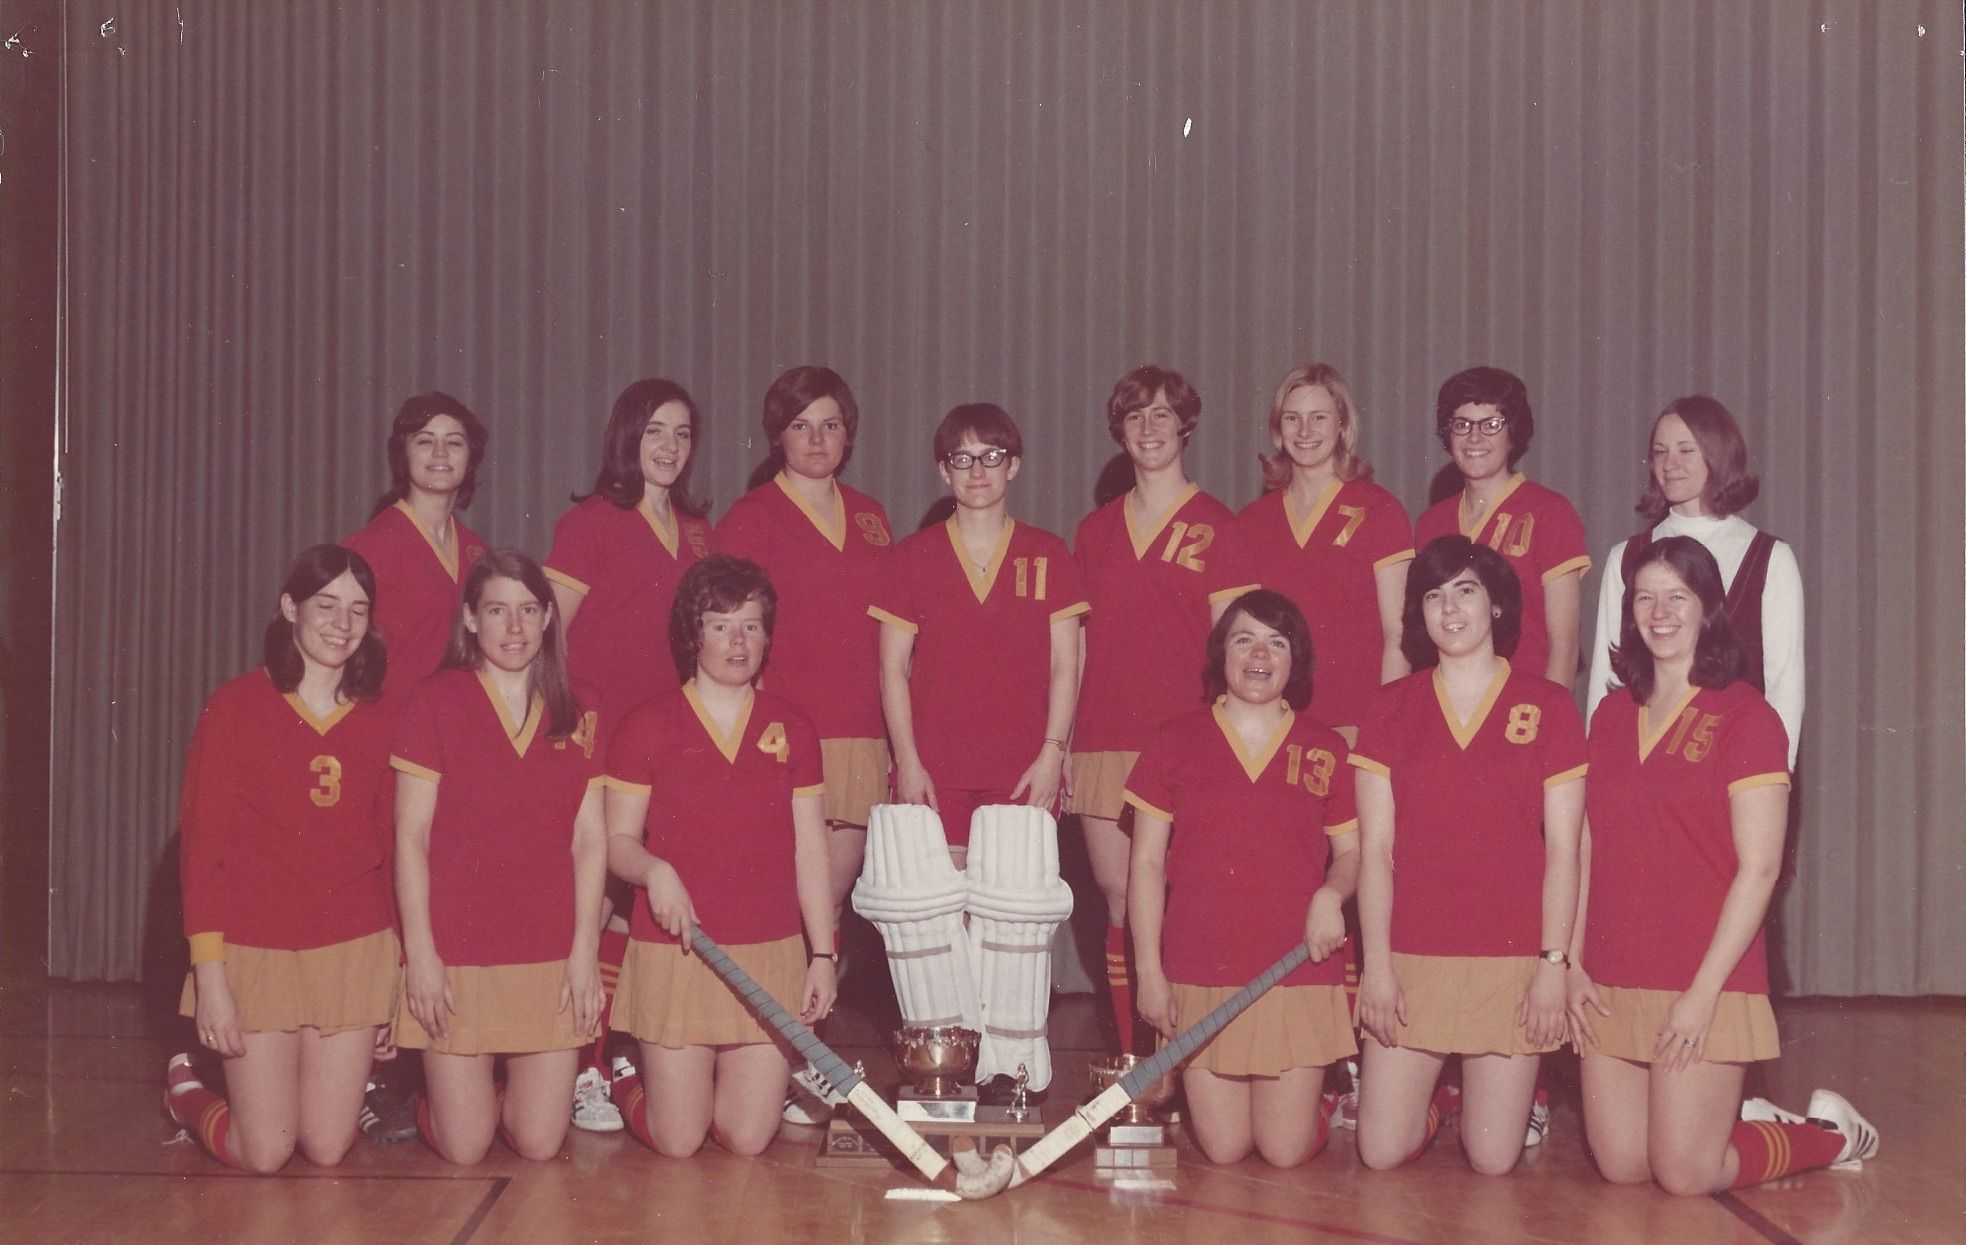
left=2, top=919, right=1960, bottom=1245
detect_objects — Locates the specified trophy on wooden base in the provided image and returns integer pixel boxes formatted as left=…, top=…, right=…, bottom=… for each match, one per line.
left=1088, top=1053, right=1178, bottom=1178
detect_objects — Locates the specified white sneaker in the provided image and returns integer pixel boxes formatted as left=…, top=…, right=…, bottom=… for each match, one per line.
left=1523, top=1087, right=1552, bottom=1148
left=1329, top=1060, right=1360, bottom=1130
left=571, top=1065, right=624, bottom=1133
left=1741, top=1096, right=1807, bottom=1125
left=782, top=1063, right=845, bottom=1126
left=1805, top=1089, right=1879, bottom=1170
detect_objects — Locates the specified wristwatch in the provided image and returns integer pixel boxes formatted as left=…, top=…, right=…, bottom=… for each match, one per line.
left=1538, top=949, right=1570, bottom=968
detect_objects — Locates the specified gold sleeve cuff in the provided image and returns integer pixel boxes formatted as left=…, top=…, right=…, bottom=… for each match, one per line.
left=187, top=932, right=225, bottom=964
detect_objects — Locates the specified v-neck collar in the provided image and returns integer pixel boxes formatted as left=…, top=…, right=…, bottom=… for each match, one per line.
left=1284, top=478, right=1344, bottom=548
left=1432, top=660, right=1512, bottom=750
left=1637, top=685, right=1701, bottom=764
left=281, top=689, right=356, bottom=736
left=1459, top=473, right=1528, bottom=540
left=1211, top=698, right=1295, bottom=783
left=639, top=499, right=681, bottom=557
left=945, top=517, right=1014, bottom=604
left=683, top=680, right=755, bottom=764
left=774, top=472, right=846, bottom=551
left=1124, top=482, right=1199, bottom=560
left=475, top=669, right=543, bottom=757
left=395, top=499, right=460, bottom=580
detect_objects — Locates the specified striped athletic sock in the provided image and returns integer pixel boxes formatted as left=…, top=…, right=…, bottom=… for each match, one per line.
left=1104, top=924, right=1137, bottom=1054
left=1306, top=1094, right=1333, bottom=1162
left=1729, top=1118, right=1847, bottom=1187
left=589, top=926, right=631, bottom=1072
left=167, top=1076, right=238, bottom=1169
left=1402, top=1101, right=1444, bottom=1166
left=613, top=1069, right=657, bottom=1152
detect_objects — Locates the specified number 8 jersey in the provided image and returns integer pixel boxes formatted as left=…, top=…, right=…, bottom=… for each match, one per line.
left=1072, top=484, right=1259, bottom=753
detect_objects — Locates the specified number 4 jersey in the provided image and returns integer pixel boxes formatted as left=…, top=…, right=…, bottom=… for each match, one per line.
left=1073, top=484, right=1260, bottom=754
left=179, top=670, right=396, bottom=962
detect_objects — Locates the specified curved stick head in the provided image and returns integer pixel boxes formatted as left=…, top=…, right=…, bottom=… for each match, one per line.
left=952, top=1143, right=1017, bottom=1200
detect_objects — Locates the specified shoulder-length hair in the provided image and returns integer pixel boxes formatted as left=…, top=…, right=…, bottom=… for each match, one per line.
left=1203, top=589, right=1315, bottom=712
left=444, top=548, right=582, bottom=740
left=1259, top=363, right=1374, bottom=492
left=370, top=391, right=490, bottom=517
left=1400, top=535, right=1523, bottom=669
left=264, top=544, right=386, bottom=701
left=1608, top=535, right=1743, bottom=702
left=574, top=377, right=709, bottom=518
left=1434, top=366, right=1535, bottom=468
left=669, top=554, right=779, bottom=685
left=760, top=365, right=861, bottom=473
left=1105, top=365, right=1201, bottom=445
left=1636, top=394, right=1761, bottom=523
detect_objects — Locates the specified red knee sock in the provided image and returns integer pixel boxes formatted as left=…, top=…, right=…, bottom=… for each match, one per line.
left=1104, top=924, right=1137, bottom=1054
left=1402, top=1101, right=1444, bottom=1166
left=590, top=926, right=631, bottom=1071
left=1730, top=1119, right=1848, bottom=1187
left=1306, top=1096, right=1333, bottom=1162
left=613, top=1070, right=656, bottom=1152
left=416, top=1092, right=439, bottom=1152
left=168, top=1081, right=238, bottom=1169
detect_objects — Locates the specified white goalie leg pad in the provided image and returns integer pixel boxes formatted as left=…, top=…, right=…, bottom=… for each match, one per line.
left=850, top=804, right=981, bottom=1030
left=965, top=805, right=1075, bottom=1090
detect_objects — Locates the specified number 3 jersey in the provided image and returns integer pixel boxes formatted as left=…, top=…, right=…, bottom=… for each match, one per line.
left=1350, top=663, right=1587, bottom=957
left=1124, top=704, right=1358, bottom=987
left=179, top=670, right=396, bottom=961
left=606, top=684, right=824, bottom=947
left=1072, top=485, right=1260, bottom=753
left=1584, top=682, right=1790, bottom=994
left=869, top=518, right=1089, bottom=793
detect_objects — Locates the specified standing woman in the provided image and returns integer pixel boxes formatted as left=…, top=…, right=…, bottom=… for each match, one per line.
left=1568, top=536, right=1874, bottom=1195
left=166, top=546, right=398, bottom=1172
left=1127, top=590, right=1359, bottom=1168
left=602, top=555, right=838, bottom=1157
left=1412, top=368, right=1590, bottom=689
left=1351, top=536, right=1586, bottom=1176
left=1236, top=363, right=1414, bottom=741
left=344, top=392, right=491, bottom=704
left=1585, top=396, right=1803, bottom=766
left=391, top=550, right=608, bottom=1164
left=715, top=367, right=892, bottom=916
left=1071, top=365, right=1259, bottom=1054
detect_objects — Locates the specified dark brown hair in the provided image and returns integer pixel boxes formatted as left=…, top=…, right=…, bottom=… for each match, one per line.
left=761, top=366, right=860, bottom=473
left=370, top=391, right=489, bottom=516
left=1636, top=395, right=1761, bottom=523
left=263, top=545, right=386, bottom=701
left=1434, top=366, right=1534, bottom=468
left=1608, top=535, right=1743, bottom=703
left=1105, top=365, right=1201, bottom=445
left=1203, top=589, right=1315, bottom=712
left=444, top=549, right=582, bottom=740
left=1401, top=535, right=1523, bottom=669
left=668, top=554, right=779, bottom=684
left=932, top=403, right=1022, bottom=463
left=575, top=377, right=709, bottom=518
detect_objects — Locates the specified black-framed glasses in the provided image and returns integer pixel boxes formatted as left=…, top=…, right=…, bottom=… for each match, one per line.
left=943, top=447, right=1012, bottom=470
left=1448, top=414, right=1509, bottom=437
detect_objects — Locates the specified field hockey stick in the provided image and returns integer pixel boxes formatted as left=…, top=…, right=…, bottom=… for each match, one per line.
left=961, top=941, right=1313, bottom=1197
left=685, top=925, right=1012, bottom=1194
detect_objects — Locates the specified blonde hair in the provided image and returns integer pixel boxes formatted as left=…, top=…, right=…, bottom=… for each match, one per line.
left=1258, top=363, right=1372, bottom=492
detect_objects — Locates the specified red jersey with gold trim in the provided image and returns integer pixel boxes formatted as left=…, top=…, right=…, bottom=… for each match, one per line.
left=714, top=474, right=891, bottom=740
left=1073, top=485, right=1260, bottom=752
left=1237, top=481, right=1414, bottom=729
left=389, top=669, right=604, bottom=966
left=343, top=502, right=488, bottom=703
left=1585, top=682, right=1790, bottom=993
left=1413, top=476, right=1589, bottom=683
left=546, top=495, right=713, bottom=730
left=179, top=670, right=395, bottom=957
left=607, top=684, right=824, bottom=946
left=1124, top=704, right=1358, bottom=987
left=1350, top=663, right=1586, bottom=956
left=870, top=518, right=1089, bottom=792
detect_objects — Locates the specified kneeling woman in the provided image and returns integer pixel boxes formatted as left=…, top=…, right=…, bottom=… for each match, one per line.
left=1126, top=589, right=1359, bottom=1167
left=170, top=545, right=397, bottom=1172
left=603, top=554, right=837, bottom=1156
left=392, top=549, right=609, bottom=1163
left=1569, top=536, right=1874, bottom=1194
left=1351, top=536, right=1586, bottom=1175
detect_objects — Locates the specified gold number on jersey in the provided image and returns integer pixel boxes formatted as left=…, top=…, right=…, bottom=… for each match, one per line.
left=569, top=711, right=599, bottom=759
left=1504, top=704, right=1541, bottom=744
left=1665, top=710, right=1720, bottom=762
left=1013, top=556, right=1049, bottom=600
left=756, top=721, right=789, bottom=764
left=1487, top=512, right=1536, bottom=559
left=1284, top=744, right=1336, bottom=797
left=308, top=756, right=343, bottom=808
left=1159, top=521, right=1214, bottom=573
left=1334, top=505, right=1367, bottom=548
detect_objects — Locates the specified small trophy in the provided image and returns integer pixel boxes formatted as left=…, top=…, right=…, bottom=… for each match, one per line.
left=893, top=1025, right=982, bottom=1123
left=1088, top=1053, right=1179, bottom=1177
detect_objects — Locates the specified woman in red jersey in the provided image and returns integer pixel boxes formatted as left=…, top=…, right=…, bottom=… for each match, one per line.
left=1236, top=364, right=1414, bottom=742
left=166, top=545, right=397, bottom=1172
left=343, top=392, right=491, bottom=703
left=1128, top=590, right=1359, bottom=1168
left=1070, top=365, right=1259, bottom=1054
left=1569, top=536, right=1875, bottom=1194
left=603, top=555, right=838, bottom=1157
left=392, top=550, right=608, bottom=1164
left=1351, top=536, right=1585, bottom=1176
left=1410, top=368, right=1589, bottom=689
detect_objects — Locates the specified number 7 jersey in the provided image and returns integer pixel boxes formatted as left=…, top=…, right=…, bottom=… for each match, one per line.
left=1072, top=484, right=1259, bottom=753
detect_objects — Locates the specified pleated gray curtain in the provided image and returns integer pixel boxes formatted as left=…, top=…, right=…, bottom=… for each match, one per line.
left=49, top=0, right=1964, bottom=991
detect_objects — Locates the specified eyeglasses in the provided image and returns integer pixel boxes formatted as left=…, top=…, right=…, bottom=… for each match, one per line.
left=1447, top=414, right=1510, bottom=438
left=942, top=448, right=1012, bottom=470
